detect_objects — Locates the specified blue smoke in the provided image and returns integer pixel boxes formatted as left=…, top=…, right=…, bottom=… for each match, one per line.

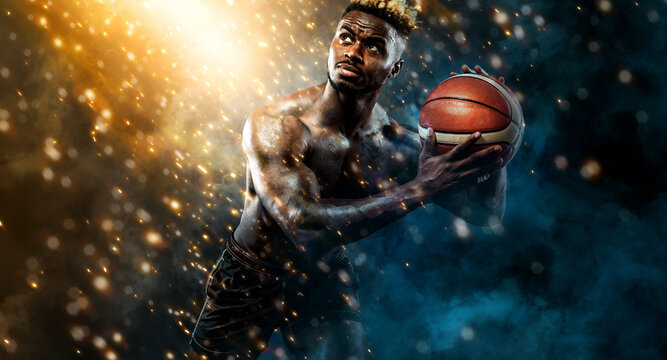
left=262, top=1, right=667, bottom=359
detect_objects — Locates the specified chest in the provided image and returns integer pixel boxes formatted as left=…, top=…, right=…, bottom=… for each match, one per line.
left=306, top=129, right=414, bottom=198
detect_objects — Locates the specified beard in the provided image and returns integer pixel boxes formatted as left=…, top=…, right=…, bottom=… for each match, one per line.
left=326, top=70, right=384, bottom=96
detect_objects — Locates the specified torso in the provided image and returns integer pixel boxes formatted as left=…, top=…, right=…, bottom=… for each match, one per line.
left=234, top=83, right=421, bottom=269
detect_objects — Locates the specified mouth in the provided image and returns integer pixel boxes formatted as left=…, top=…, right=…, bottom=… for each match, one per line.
left=337, top=63, right=361, bottom=78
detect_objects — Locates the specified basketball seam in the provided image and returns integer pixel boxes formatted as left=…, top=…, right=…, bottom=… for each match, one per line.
left=422, top=96, right=511, bottom=120
left=455, top=74, right=522, bottom=128
left=461, top=75, right=513, bottom=119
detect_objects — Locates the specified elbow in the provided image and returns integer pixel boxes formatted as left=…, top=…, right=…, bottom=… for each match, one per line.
left=283, top=207, right=331, bottom=246
left=288, top=206, right=321, bottom=233
left=287, top=206, right=350, bottom=249
left=261, top=195, right=334, bottom=248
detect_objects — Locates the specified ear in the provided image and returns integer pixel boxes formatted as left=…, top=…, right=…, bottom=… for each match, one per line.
left=389, top=59, right=404, bottom=78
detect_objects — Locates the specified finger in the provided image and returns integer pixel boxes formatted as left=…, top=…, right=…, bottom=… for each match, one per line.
left=461, top=145, right=503, bottom=167
left=474, top=65, right=489, bottom=76
left=447, top=132, right=481, bottom=159
left=450, top=71, right=458, bottom=76
left=482, top=154, right=505, bottom=173
left=421, top=127, right=437, bottom=156
left=459, top=145, right=503, bottom=170
left=498, top=76, right=505, bottom=84
left=461, top=64, right=474, bottom=74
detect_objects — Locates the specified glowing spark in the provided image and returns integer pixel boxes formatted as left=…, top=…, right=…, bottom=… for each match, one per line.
left=493, top=10, right=509, bottom=25
left=461, top=326, right=475, bottom=341
left=47, top=236, right=60, bottom=249
left=105, top=350, right=118, bottom=360
left=92, top=336, right=107, bottom=349
left=112, top=332, right=123, bottom=343
left=580, top=158, right=603, bottom=180
left=101, top=219, right=113, bottom=231
left=453, top=218, right=472, bottom=241
left=598, top=0, right=612, bottom=12
left=618, top=69, right=632, bottom=84
left=42, top=167, right=54, bottom=181
left=554, top=155, right=569, bottom=171
left=145, top=230, right=163, bottom=246
left=93, top=276, right=110, bottom=291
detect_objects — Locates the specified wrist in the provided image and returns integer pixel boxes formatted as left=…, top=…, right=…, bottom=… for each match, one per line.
left=406, top=179, right=434, bottom=203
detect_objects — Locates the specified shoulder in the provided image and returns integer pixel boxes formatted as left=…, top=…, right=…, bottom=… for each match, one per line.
left=242, top=111, right=311, bottom=162
left=242, top=84, right=323, bottom=156
left=258, top=83, right=324, bottom=118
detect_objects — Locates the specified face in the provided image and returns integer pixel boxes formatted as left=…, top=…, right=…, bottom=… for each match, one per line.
left=327, top=10, right=406, bottom=94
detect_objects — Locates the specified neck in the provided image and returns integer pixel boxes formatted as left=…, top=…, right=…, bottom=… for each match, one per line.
left=312, top=81, right=382, bottom=136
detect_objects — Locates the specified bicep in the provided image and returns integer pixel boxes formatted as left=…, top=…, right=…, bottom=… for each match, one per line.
left=249, top=156, right=321, bottom=214
left=243, top=114, right=321, bottom=231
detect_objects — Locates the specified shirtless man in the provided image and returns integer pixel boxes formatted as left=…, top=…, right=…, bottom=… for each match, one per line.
left=189, top=1, right=507, bottom=359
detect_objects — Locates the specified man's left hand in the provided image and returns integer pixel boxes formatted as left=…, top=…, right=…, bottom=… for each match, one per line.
left=450, top=64, right=505, bottom=84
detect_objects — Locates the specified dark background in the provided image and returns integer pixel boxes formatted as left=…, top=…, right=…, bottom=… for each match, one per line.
left=0, top=0, right=665, bottom=359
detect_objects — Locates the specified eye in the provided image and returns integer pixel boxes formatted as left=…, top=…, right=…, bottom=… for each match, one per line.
left=340, top=33, right=352, bottom=42
left=366, top=43, right=378, bottom=51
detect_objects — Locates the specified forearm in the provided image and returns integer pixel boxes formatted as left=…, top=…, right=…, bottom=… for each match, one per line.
left=282, top=180, right=429, bottom=247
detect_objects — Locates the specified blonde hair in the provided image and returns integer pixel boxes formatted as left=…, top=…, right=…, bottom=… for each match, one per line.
left=344, top=0, right=418, bottom=37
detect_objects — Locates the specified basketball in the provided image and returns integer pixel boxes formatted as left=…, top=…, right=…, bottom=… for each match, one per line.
left=418, top=73, right=524, bottom=166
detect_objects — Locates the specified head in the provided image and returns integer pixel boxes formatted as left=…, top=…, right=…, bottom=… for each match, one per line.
left=327, top=0, right=418, bottom=95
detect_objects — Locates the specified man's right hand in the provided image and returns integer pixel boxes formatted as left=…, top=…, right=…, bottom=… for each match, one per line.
left=415, top=128, right=503, bottom=199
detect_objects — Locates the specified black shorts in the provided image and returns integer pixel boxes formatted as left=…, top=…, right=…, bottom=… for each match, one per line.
left=189, top=236, right=362, bottom=359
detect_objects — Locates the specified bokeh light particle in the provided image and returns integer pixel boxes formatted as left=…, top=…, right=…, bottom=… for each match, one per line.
left=93, top=276, right=110, bottom=291
left=618, top=69, right=632, bottom=84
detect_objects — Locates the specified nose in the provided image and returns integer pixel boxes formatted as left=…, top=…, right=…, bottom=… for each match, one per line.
left=344, top=42, right=363, bottom=63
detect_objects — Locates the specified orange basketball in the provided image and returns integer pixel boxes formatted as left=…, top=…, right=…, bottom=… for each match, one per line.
left=418, top=74, right=524, bottom=166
